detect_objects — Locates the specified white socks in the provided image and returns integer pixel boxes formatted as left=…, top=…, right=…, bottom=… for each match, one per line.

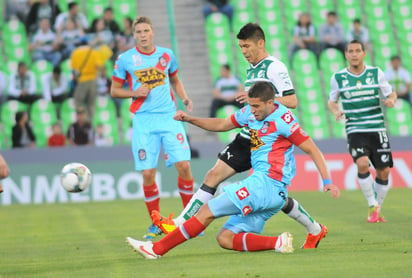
left=358, top=173, right=378, bottom=207
left=374, top=178, right=390, bottom=206
left=284, top=198, right=321, bottom=235
left=174, top=184, right=216, bottom=226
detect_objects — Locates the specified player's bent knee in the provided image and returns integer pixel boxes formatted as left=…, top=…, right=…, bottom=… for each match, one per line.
left=216, top=229, right=234, bottom=250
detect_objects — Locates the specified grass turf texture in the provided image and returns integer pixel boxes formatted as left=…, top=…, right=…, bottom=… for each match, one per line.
left=1, top=188, right=411, bottom=278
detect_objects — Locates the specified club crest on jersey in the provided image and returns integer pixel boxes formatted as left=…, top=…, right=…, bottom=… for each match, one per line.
left=242, top=206, right=252, bottom=216
left=250, top=129, right=264, bottom=151
left=133, top=54, right=142, bottom=66
left=260, top=121, right=270, bottom=134
left=236, top=187, right=250, bottom=200
left=356, top=80, right=362, bottom=90
left=159, top=56, right=167, bottom=67
left=138, top=149, right=146, bottom=160
left=135, top=67, right=166, bottom=89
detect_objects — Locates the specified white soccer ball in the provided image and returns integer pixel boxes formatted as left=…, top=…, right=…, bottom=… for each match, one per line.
left=60, top=162, right=92, bottom=193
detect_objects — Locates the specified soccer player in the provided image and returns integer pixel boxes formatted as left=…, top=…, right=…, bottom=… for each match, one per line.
left=110, top=16, right=195, bottom=239
left=126, top=81, right=340, bottom=259
left=328, top=39, right=397, bottom=222
left=153, top=23, right=330, bottom=249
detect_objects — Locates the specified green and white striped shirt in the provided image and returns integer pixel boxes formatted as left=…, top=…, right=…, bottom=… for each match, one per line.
left=240, top=56, right=295, bottom=139
left=330, top=65, right=392, bottom=134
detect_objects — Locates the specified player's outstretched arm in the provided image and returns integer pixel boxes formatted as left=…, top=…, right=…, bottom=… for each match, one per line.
left=328, top=100, right=344, bottom=122
left=174, top=111, right=236, bottom=132
left=297, top=138, right=341, bottom=198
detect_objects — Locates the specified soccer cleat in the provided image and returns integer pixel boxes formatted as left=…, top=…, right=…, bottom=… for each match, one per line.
left=377, top=207, right=387, bottom=223
left=151, top=210, right=177, bottom=234
left=126, top=237, right=161, bottom=259
left=274, top=232, right=294, bottom=253
left=302, top=224, right=328, bottom=249
left=143, top=224, right=163, bottom=240
left=367, top=206, right=380, bottom=223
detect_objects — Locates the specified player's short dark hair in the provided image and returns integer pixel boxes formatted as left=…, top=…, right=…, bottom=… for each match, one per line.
left=133, top=16, right=153, bottom=31
left=248, top=81, right=274, bottom=102
left=345, top=39, right=365, bottom=52
left=68, top=2, right=78, bottom=10
left=237, top=23, right=265, bottom=42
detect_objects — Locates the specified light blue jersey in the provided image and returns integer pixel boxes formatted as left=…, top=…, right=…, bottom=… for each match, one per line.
left=231, top=103, right=309, bottom=185
left=113, top=46, right=178, bottom=114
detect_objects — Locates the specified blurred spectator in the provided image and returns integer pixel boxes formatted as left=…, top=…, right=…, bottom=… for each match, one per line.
left=12, top=111, right=36, bottom=148
left=319, top=11, right=345, bottom=54
left=346, top=19, right=369, bottom=45
left=57, top=18, right=85, bottom=60
left=29, top=17, right=62, bottom=67
left=94, top=123, right=113, bottom=147
left=70, top=41, right=103, bottom=121
left=54, top=2, right=88, bottom=35
left=209, top=64, right=243, bottom=117
left=88, top=18, right=115, bottom=51
left=67, top=107, right=94, bottom=146
left=116, top=17, right=135, bottom=56
left=202, top=0, right=234, bottom=24
left=41, top=65, right=69, bottom=104
left=290, top=12, right=319, bottom=58
left=0, top=70, right=8, bottom=105
left=48, top=122, right=66, bottom=147
left=0, top=154, right=11, bottom=194
left=102, top=7, right=120, bottom=35
left=385, top=56, right=411, bottom=103
left=8, top=61, right=39, bottom=104
left=6, top=0, right=31, bottom=22
left=97, top=67, right=111, bottom=96
left=26, top=0, right=60, bottom=35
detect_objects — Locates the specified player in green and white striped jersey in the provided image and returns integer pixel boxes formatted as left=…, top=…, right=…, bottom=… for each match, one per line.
left=328, top=39, right=397, bottom=223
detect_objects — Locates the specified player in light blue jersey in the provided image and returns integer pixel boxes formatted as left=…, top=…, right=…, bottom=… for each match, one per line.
left=126, top=81, right=340, bottom=259
left=110, top=16, right=194, bottom=240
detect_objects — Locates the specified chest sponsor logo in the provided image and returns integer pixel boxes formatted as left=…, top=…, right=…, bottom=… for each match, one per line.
left=134, top=67, right=166, bottom=89
left=236, top=187, right=250, bottom=200
left=250, top=129, right=264, bottom=151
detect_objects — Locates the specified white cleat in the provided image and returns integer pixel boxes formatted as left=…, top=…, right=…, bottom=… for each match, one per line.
left=126, top=237, right=161, bottom=259
left=274, top=232, right=294, bottom=253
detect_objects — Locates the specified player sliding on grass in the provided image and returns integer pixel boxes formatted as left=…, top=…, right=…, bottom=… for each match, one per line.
left=151, top=23, right=335, bottom=249
left=126, top=81, right=340, bottom=259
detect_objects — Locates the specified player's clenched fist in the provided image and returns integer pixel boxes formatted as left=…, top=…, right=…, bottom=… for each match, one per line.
left=134, top=83, right=150, bottom=98
left=174, top=110, right=190, bottom=122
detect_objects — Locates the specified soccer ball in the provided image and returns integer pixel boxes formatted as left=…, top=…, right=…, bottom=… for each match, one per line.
left=60, top=162, right=92, bottom=193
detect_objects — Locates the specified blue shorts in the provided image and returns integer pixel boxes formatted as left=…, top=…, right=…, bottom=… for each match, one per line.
left=208, top=172, right=288, bottom=234
left=131, top=112, right=191, bottom=170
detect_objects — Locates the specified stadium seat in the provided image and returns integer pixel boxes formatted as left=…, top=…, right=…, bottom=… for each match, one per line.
left=216, top=105, right=241, bottom=143
left=0, top=126, right=10, bottom=149
left=282, top=0, right=309, bottom=31
left=319, top=48, right=346, bottom=89
left=0, top=100, right=29, bottom=138
left=336, top=0, right=363, bottom=29
left=291, top=49, right=318, bottom=74
left=113, top=0, right=137, bottom=27
left=60, top=98, right=76, bottom=133
left=31, top=60, right=54, bottom=95
left=30, top=99, right=58, bottom=147
left=93, top=97, right=120, bottom=145
left=57, top=0, right=78, bottom=12
left=310, top=0, right=334, bottom=27
left=329, top=114, right=346, bottom=138
left=84, top=0, right=106, bottom=22
left=386, top=99, right=412, bottom=136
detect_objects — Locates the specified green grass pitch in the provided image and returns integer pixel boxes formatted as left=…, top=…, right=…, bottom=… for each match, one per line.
left=1, top=188, right=411, bottom=278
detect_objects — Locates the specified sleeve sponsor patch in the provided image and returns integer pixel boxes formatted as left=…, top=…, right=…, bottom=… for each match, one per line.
left=281, top=111, right=294, bottom=124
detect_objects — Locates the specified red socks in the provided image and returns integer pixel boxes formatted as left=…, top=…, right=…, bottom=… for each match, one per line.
left=153, top=216, right=205, bottom=255
left=178, top=177, right=194, bottom=207
left=143, top=183, right=160, bottom=216
left=232, top=233, right=278, bottom=251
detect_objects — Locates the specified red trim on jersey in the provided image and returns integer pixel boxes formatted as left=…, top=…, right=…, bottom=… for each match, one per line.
left=268, top=135, right=292, bottom=181
left=126, top=71, right=132, bottom=90
left=288, top=127, right=310, bottom=146
left=136, top=46, right=157, bottom=55
left=112, top=76, right=125, bottom=84
left=129, top=52, right=172, bottom=113
left=170, top=69, right=178, bottom=76
left=230, top=114, right=242, bottom=128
